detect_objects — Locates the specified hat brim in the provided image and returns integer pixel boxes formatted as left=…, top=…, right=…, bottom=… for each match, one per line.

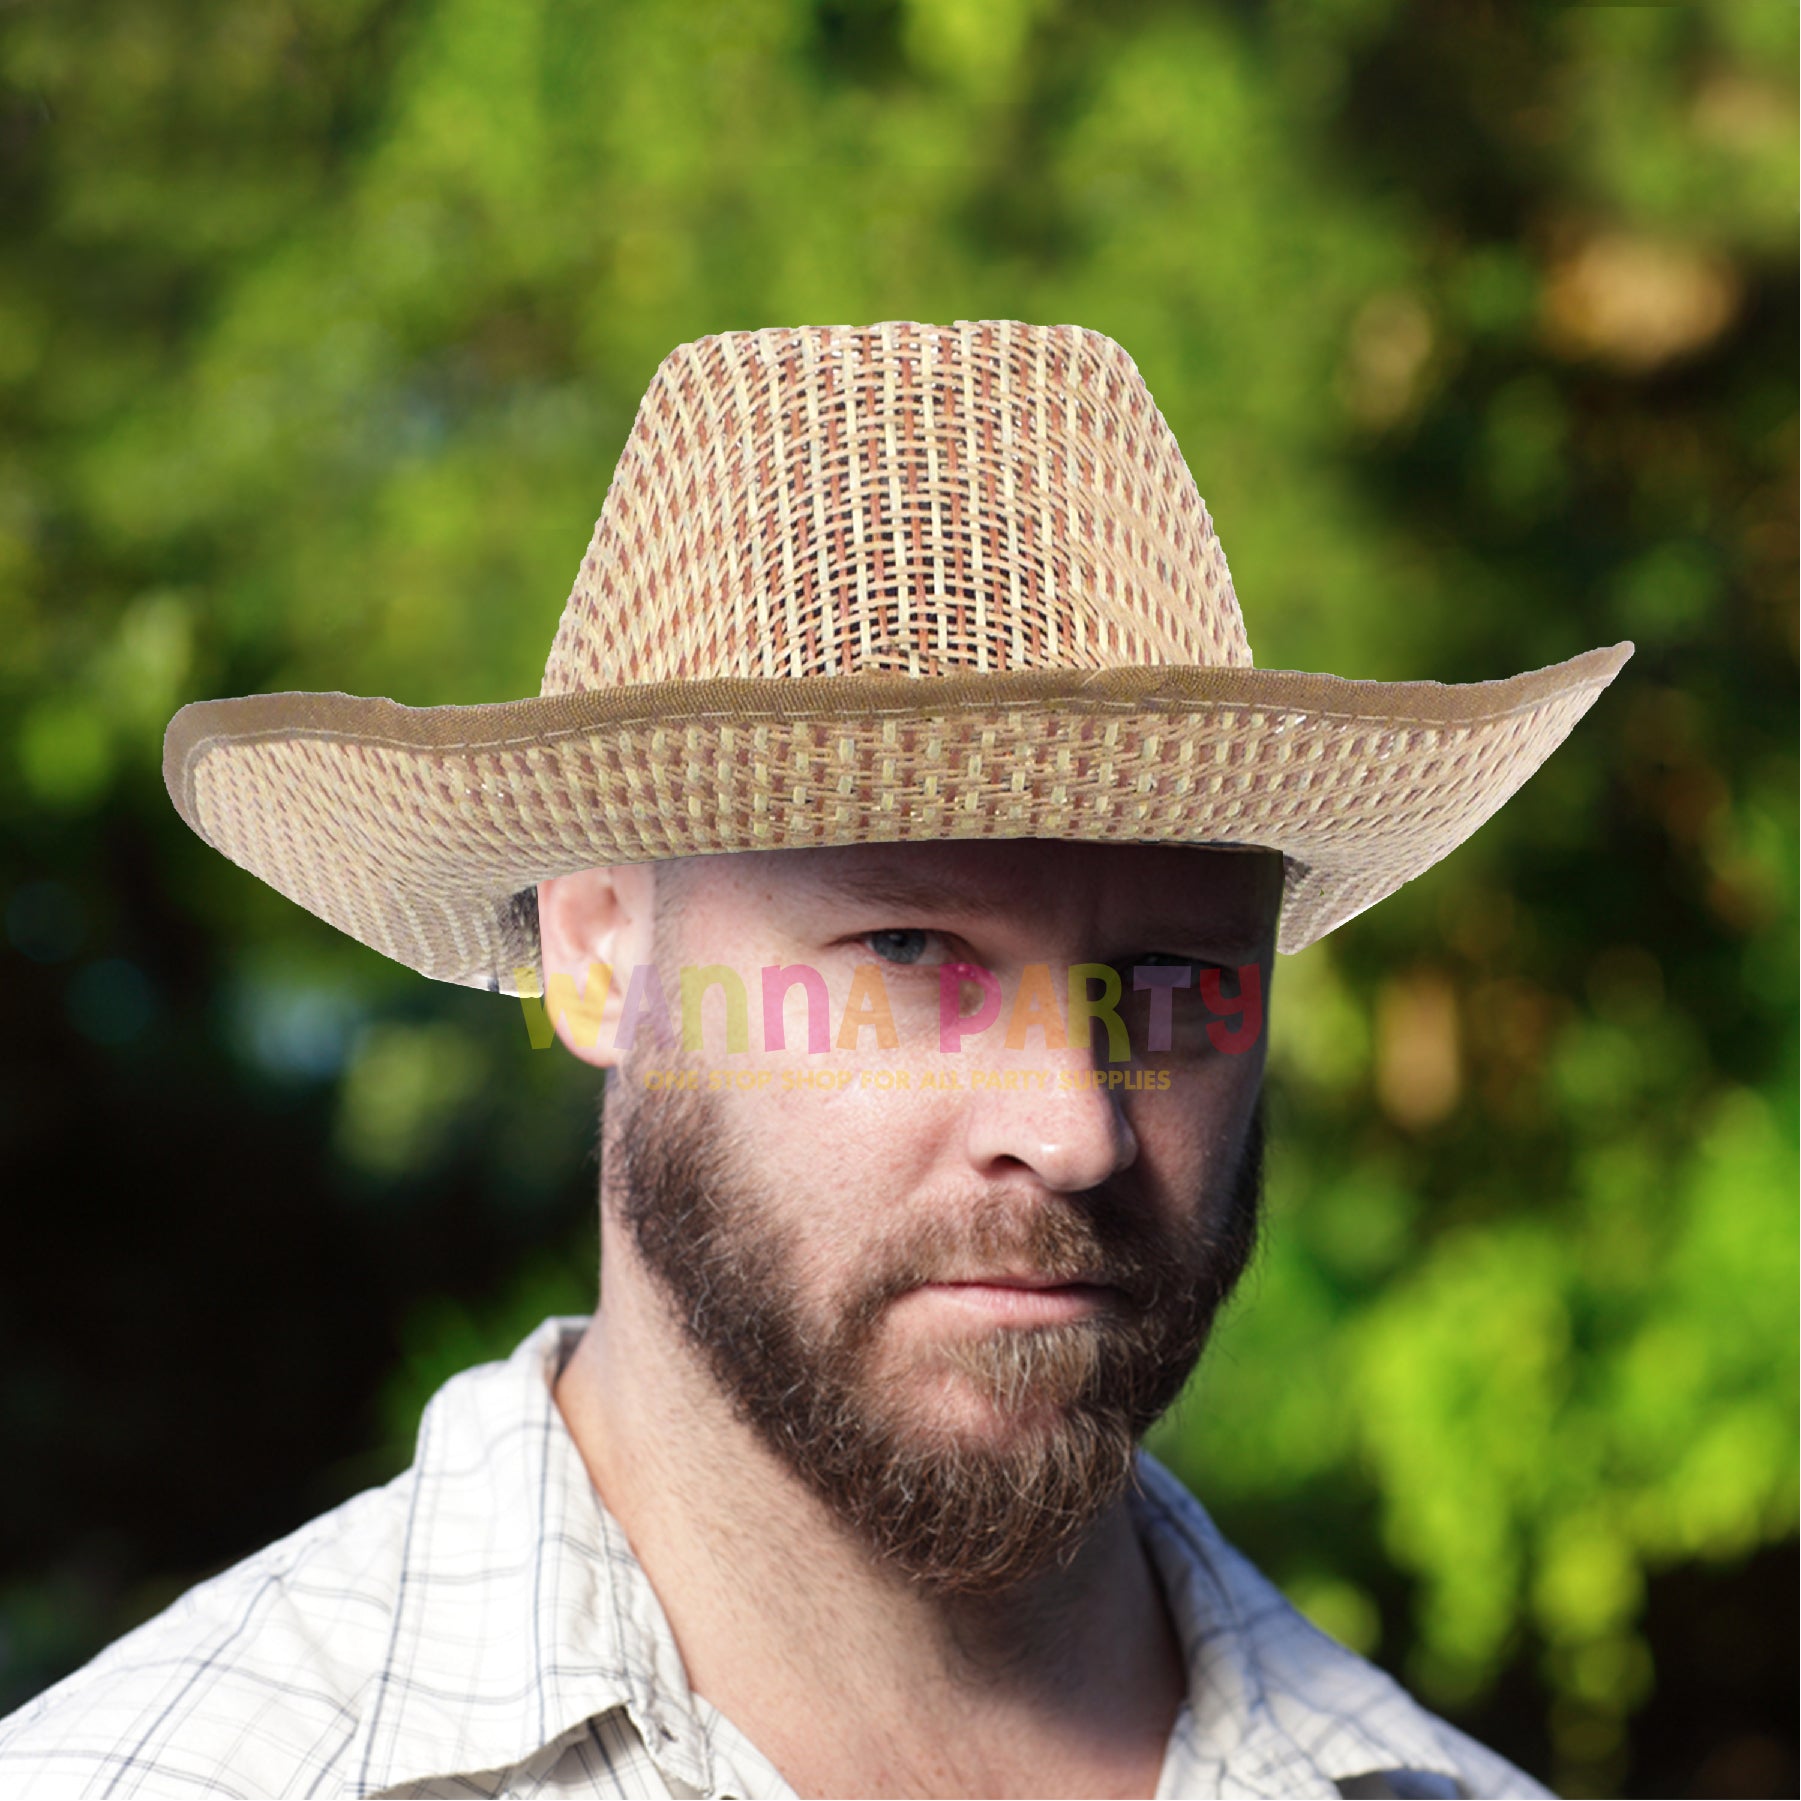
left=163, top=643, right=1632, bottom=993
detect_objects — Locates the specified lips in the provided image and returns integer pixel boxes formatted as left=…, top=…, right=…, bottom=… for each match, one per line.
left=907, top=1277, right=1118, bottom=1324
left=931, top=1270, right=1111, bottom=1291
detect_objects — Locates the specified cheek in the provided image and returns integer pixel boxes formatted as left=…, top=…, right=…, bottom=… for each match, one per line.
left=1134, top=1057, right=1262, bottom=1181
left=764, top=1071, right=951, bottom=1149
left=672, top=1000, right=963, bottom=1217
left=753, top=1083, right=958, bottom=1238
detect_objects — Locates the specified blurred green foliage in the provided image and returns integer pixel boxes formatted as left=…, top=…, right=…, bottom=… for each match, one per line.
left=1, top=3, right=1794, bottom=1796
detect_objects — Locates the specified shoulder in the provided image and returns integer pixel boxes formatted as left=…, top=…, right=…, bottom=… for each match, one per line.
left=0, top=1475, right=412, bottom=1799
left=1133, top=1454, right=1557, bottom=1801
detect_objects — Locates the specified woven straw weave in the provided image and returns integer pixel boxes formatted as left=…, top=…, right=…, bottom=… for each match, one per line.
left=164, top=321, right=1632, bottom=993
left=542, top=322, right=1251, bottom=692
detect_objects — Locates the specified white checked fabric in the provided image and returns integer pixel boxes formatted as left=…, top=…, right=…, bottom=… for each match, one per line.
left=0, top=1320, right=1554, bottom=1799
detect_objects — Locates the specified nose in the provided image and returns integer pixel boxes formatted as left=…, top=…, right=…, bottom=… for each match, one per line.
left=959, top=1045, right=1141, bottom=1192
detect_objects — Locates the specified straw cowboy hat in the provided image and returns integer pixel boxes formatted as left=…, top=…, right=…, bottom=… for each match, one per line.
left=162, top=319, right=1632, bottom=995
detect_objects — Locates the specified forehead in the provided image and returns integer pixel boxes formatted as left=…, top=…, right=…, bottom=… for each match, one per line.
left=657, top=838, right=1284, bottom=950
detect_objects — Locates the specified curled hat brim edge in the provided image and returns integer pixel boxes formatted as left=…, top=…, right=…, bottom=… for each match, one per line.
left=162, top=641, right=1634, bottom=991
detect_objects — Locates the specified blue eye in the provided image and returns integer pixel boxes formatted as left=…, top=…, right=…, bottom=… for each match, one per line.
left=867, top=929, right=932, bottom=965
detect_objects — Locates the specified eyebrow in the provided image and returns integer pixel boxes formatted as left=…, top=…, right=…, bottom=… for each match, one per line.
left=804, top=866, right=1017, bottom=921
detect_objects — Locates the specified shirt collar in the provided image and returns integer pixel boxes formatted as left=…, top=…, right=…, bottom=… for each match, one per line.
left=354, top=1317, right=718, bottom=1798
left=1132, top=1454, right=1470, bottom=1798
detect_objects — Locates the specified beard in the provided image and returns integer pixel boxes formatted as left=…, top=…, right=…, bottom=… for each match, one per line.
left=607, top=1067, right=1264, bottom=1598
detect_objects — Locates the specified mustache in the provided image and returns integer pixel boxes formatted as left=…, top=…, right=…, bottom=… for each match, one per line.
left=840, top=1181, right=1201, bottom=1329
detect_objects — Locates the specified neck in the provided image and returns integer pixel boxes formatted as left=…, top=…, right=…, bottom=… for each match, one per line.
left=552, top=1231, right=1187, bottom=1799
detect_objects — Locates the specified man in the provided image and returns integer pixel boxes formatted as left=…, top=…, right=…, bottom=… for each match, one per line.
left=0, top=321, right=1630, bottom=1798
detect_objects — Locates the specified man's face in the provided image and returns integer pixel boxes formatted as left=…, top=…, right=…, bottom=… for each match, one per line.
left=596, top=838, right=1280, bottom=1595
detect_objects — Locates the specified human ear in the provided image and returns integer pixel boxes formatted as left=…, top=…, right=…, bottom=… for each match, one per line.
left=533, top=864, right=657, bottom=1070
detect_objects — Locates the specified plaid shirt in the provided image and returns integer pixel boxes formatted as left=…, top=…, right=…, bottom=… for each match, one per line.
left=0, top=1320, right=1553, bottom=1799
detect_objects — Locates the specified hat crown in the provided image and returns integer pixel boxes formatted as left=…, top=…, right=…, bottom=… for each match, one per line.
left=541, top=320, right=1253, bottom=694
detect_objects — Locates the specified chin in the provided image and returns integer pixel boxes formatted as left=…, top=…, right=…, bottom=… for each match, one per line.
left=882, top=1334, right=1104, bottom=1441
